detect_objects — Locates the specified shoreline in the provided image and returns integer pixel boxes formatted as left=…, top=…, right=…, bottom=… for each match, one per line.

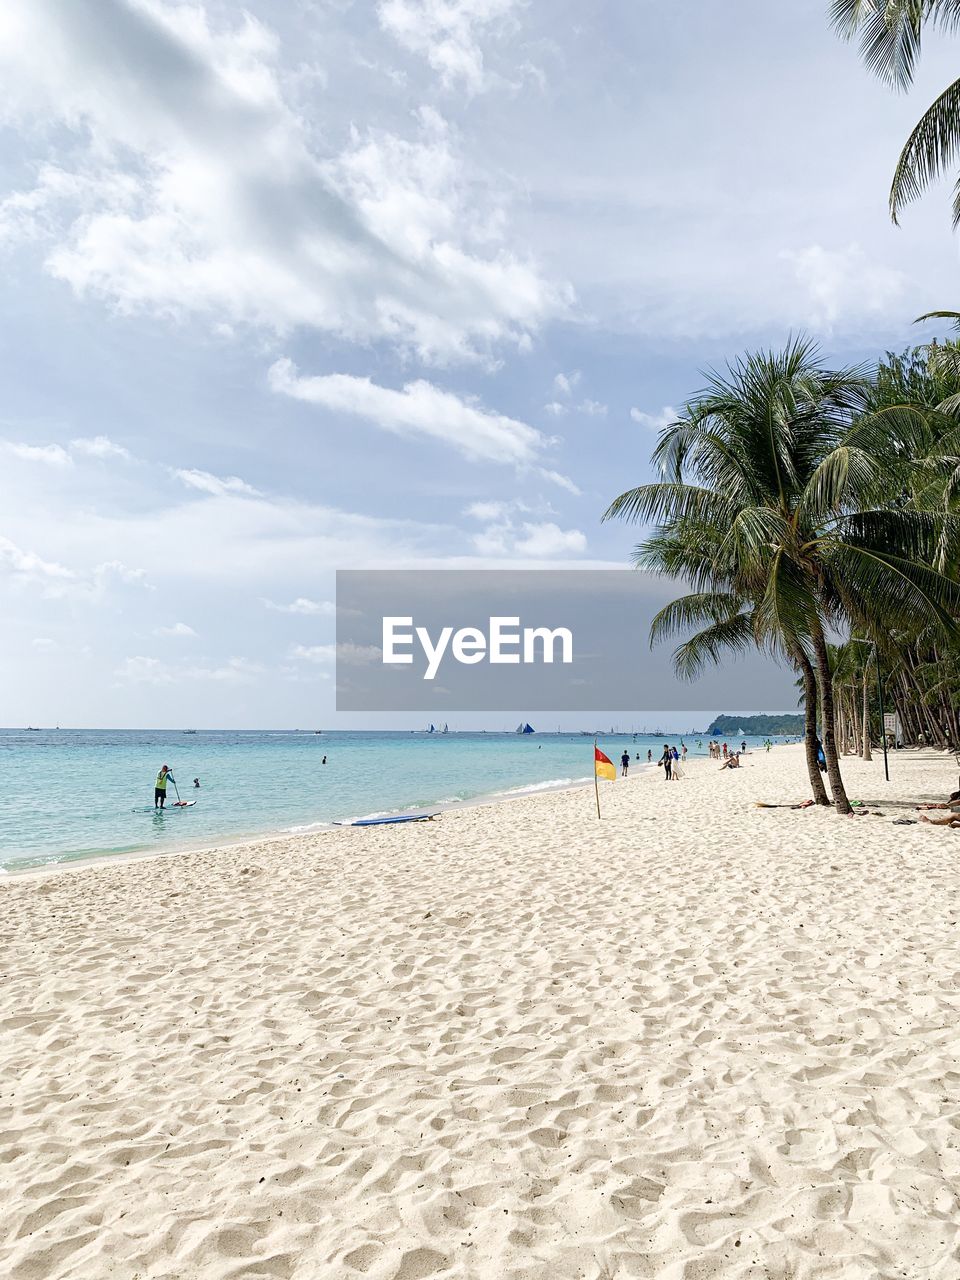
left=1, top=753, right=686, bottom=881
left=3, top=740, right=949, bottom=885
left=0, top=756, right=676, bottom=882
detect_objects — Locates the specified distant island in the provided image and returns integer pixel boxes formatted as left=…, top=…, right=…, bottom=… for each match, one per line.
left=706, top=714, right=804, bottom=737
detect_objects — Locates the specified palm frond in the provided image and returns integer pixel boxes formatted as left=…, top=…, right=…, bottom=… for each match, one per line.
left=649, top=592, right=748, bottom=649
left=671, top=614, right=758, bottom=682
left=890, top=75, right=960, bottom=223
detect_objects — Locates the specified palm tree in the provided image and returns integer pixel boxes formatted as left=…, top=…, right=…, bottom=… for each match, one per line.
left=848, top=342, right=960, bottom=748
left=831, top=0, right=960, bottom=223
left=604, top=337, right=960, bottom=813
left=638, top=526, right=832, bottom=804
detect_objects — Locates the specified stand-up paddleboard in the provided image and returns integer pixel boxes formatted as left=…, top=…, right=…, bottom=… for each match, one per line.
left=334, top=813, right=439, bottom=827
left=131, top=802, right=197, bottom=813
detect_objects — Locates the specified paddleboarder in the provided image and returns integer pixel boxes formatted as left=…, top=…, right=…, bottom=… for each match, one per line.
left=154, top=764, right=176, bottom=809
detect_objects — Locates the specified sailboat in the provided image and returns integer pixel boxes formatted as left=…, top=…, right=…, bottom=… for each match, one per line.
left=426, top=724, right=437, bottom=733
left=515, top=722, right=535, bottom=734
left=441, top=723, right=449, bottom=734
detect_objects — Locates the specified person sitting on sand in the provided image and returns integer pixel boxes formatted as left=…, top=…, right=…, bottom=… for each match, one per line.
left=720, top=752, right=741, bottom=770
left=916, top=790, right=960, bottom=811
left=920, top=811, right=960, bottom=827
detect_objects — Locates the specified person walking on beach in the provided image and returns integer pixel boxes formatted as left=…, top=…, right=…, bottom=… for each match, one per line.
left=620, top=750, right=630, bottom=777
left=659, top=744, right=672, bottom=780
left=647, top=748, right=653, bottom=763
left=154, top=764, right=176, bottom=809
left=681, top=743, right=688, bottom=763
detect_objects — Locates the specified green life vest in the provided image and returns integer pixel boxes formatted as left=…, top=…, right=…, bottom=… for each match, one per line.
left=156, top=771, right=168, bottom=790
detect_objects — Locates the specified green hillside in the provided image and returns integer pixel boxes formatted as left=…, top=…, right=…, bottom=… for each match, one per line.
left=706, top=714, right=804, bottom=737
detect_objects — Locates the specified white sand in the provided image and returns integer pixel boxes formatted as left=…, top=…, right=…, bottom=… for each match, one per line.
left=3, top=745, right=960, bottom=1280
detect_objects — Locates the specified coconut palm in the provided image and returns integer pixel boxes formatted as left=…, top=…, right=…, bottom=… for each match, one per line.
left=831, top=0, right=960, bottom=223
left=604, top=337, right=960, bottom=813
left=637, top=526, right=832, bottom=804
left=845, top=342, right=960, bottom=749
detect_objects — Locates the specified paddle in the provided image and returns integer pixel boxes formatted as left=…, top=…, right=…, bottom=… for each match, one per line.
left=172, top=777, right=183, bottom=805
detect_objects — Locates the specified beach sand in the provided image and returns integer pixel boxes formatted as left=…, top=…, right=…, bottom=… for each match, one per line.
left=3, top=745, right=960, bottom=1279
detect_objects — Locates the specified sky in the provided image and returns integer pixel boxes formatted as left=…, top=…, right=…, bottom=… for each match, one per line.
left=1, top=0, right=958, bottom=729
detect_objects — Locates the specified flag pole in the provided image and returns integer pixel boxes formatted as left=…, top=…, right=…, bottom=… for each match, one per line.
left=594, top=737, right=601, bottom=820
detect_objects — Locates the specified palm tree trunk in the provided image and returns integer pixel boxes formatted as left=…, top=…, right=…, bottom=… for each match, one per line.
left=810, top=623, right=852, bottom=814
left=861, top=668, right=872, bottom=761
left=793, top=648, right=830, bottom=806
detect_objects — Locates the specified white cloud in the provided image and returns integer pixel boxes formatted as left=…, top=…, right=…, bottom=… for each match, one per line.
left=545, top=394, right=605, bottom=419
left=290, top=642, right=380, bottom=665
left=263, top=597, right=336, bottom=616
left=2, top=441, right=72, bottom=466
left=94, top=560, right=148, bottom=587
left=117, top=655, right=261, bottom=684
left=0, top=534, right=75, bottom=589
left=70, top=435, right=131, bottom=460
left=0, top=534, right=150, bottom=600
left=463, top=499, right=511, bottom=521
left=377, top=0, right=517, bottom=92
left=0, top=0, right=563, bottom=364
left=269, top=358, right=547, bottom=467
left=538, top=468, right=581, bottom=496
left=780, top=243, right=905, bottom=330
left=156, top=622, right=197, bottom=638
left=553, top=370, right=580, bottom=396
left=32, top=637, right=56, bottom=651
left=512, top=521, right=586, bottom=556
left=289, top=644, right=336, bottom=665
left=470, top=514, right=586, bottom=558
left=630, top=405, right=679, bottom=431
left=579, top=399, right=607, bottom=416
left=174, top=469, right=261, bottom=498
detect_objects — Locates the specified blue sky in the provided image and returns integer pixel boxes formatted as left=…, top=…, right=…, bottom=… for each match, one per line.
left=0, top=0, right=958, bottom=728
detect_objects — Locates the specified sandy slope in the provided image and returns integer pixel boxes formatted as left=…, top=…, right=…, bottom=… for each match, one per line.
left=3, top=746, right=960, bottom=1280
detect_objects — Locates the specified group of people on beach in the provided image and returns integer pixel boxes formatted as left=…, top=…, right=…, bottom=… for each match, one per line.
left=707, top=739, right=747, bottom=760
left=617, top=743, right=688, bottom=778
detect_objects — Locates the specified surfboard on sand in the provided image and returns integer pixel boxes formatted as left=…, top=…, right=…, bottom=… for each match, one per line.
left=335, top=813, right=439, bottom=827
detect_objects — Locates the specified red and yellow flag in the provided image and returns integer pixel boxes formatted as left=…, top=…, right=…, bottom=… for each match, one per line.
left=594, top=746, right=616, bottom=781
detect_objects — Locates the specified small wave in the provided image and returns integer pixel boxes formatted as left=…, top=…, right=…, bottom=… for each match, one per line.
left=489, top=776, right=590, bottom=799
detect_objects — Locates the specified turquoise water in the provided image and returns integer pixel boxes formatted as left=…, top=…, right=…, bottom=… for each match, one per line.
left=0, top=728, right=762, bottom=872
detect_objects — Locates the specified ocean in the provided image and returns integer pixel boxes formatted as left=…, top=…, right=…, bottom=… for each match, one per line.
left=0, top=727, right=766, bottom=872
